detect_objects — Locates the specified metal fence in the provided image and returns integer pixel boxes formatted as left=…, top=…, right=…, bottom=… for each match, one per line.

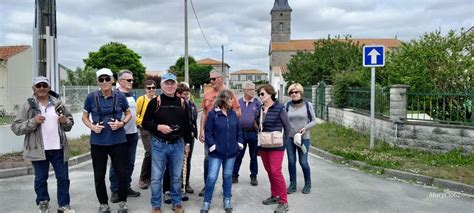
left=346, top=87, right=390, bottom=117
left=406, top=91, right=473, bottom=125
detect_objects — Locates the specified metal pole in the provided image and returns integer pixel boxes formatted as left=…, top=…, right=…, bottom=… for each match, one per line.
left=370, top=67, right=376, bottom=149
left=221, top=45, right=224, bottom=84
left=184, top=0, right=189, bottom=83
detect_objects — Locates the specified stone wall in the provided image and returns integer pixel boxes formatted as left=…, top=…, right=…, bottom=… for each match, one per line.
left=327, top=107, right=474, bottom=153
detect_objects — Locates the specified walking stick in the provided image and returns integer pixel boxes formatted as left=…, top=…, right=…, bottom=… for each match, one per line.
left=182, top=146, right=189, bottom=195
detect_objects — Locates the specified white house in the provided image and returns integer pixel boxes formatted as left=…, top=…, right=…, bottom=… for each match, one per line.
left=230, top=69, right=268, bottom=89
left=0, top=45, right=33, bottom=115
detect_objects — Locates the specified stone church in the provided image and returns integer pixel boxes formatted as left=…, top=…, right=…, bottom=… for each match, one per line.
left=268, top=0, right=401, bottom=99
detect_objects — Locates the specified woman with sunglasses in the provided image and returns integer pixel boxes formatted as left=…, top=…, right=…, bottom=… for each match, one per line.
left=285, top=83, right=316, bottom=195
left=136, top=80, right=157, bottom=190
left=82, top=68, right=132, bottom=213
left=255, top=84, right=290, bottom=213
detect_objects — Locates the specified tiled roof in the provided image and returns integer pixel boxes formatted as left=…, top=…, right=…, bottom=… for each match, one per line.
left=146, top=71, right=165, bottom=76
left=197, top=58, right=229, bottom=67
left=231, top=69, right=268, bottom=75
left=0, top=45, right=30, bottom=60
left=272, top=66, right=289, bottom=75
left=271, top=38, right=401, bottom=52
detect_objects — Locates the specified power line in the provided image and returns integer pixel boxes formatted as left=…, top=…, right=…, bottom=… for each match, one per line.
left=189, top=0, right=215, bottom=51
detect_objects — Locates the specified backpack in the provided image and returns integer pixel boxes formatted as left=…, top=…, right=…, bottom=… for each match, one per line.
left=285, top=101, right=313, bottom=122
left=154, top=95, right=186, bottom=113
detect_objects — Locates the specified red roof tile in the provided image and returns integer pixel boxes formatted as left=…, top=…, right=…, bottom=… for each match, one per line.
left=271, top=38, right=401, bottom=52
left=0, top=45, right=30, bottom=60
left=197, top=58, right=229, bottom=67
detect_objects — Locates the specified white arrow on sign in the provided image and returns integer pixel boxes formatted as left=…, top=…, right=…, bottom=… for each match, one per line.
left=368, top=49, right=380, bottom=64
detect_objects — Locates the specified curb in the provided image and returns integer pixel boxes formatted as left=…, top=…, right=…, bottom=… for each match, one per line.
left=308, top=146, right=473, bottom=196
left=0, top=152, right=91, bottom=179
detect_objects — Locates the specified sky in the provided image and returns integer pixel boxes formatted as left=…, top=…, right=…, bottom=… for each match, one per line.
left=0, top=0, right=473, bottom=74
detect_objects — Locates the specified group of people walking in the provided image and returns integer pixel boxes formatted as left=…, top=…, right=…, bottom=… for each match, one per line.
left=11, top=69, right=316, bottom=213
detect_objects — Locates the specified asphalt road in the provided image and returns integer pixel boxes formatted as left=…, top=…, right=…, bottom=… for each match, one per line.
left=1, top=128, right=473, bottom=212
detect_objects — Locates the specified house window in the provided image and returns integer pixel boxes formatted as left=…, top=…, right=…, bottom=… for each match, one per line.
left=247, top=75, right=252, bottom=81
left=238, top=75, right=241, bottom=81
left=256, top=75, right=261, bottom=81
left=279, top=22, right=284, bottom=32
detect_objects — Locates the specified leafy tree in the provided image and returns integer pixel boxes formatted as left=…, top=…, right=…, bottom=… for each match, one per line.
left=61, top=66, right=97, bottom=86
left=284, top=35, right=363, bottom=86
left=83, top=42, right=146, bottom=87
left=169, top=56, right=212, bottom=89
left=383, top=28, right=473, bottom=92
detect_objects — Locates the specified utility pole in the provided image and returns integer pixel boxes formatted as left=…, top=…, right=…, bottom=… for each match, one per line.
left=221, top=45, right=232, bottom=86
left=184, top=0, right=189, bottom=83
left=34, top=0, right=59, bottom=92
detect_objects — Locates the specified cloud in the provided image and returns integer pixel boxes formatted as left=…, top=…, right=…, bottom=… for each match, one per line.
left=0, top=0, right=472, bottom=73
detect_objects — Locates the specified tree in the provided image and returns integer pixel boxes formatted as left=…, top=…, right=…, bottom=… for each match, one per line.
left=83, top=42, right=146, bottom=87
left=61, top=66, right=97, bottom=86
left=284, top=35, right=363, bottom=86
left=383, top=28, right=473, bottom=92
left=169, top=56, right=212, bottom=88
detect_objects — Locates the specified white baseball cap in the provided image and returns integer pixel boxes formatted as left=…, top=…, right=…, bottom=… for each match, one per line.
left=293, top=133, right=307, bottom=154
left=96, top=68, right=113, bottom=78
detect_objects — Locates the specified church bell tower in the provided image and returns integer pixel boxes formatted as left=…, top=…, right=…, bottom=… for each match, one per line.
left=271, top=0, right=292, bottom=42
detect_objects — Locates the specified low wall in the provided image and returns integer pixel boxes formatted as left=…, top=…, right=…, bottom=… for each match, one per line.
left=327, top=107, right=474, bottom=153
left=0, top=113, right=90, bottom=154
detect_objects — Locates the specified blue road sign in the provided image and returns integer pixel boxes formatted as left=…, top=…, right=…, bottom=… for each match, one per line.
left=363, top=45, right=385, bottom=67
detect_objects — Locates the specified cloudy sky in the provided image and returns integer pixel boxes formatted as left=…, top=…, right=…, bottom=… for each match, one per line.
left=1, top=0, right=472, bottom=73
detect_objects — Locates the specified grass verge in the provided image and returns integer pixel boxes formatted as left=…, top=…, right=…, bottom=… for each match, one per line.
left=311, top=122, right=474, bottom=185
left=0, top=135, right=90, bottom=170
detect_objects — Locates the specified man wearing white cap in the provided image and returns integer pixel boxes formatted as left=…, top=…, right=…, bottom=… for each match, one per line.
left=11, top=76, right=75, bottom=213
left=82, top=68, right=132, bottom=213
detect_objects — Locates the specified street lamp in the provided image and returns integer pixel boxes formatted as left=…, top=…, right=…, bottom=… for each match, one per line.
left=221, top=45, right=232, bottom=86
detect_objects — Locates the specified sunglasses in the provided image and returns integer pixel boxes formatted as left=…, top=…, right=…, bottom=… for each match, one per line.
left=147, top=86, right=156, bottom=90
left=35, top=83, right=49, bottom=89
left=98, top=77, right=112, bottom=83
left=289, top=91, right=300, bottom=95
left=210, top=77, right=220, bottom=81
left=123, top=79, right=134, bottom=82
left=259, top=93, right=266, bottom=97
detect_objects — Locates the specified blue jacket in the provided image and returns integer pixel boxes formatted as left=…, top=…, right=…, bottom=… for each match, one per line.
left=205, top=107, right=242, bottom=159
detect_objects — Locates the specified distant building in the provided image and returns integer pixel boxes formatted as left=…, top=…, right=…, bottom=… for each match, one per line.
left=230, top=69, right=268, bottom=89
left=197, top=58, right=231, bottom=85
left=0, top=45, right=33, bottom=114
left=268, top=0, right=401, bottom=100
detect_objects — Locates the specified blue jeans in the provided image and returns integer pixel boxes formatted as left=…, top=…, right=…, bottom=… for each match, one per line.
left=109, top=133, right=139, bottom=192
left=150, top=137, right=184, bottom=208
left=204, top=156, right=236, bottom=203
left=286, top=137, right=311, bottom=184
left=203, top=143, right=209, bottom=185
left=233, top=131, right=258, bottom=177
left=31, top=149, right=70, bottom=206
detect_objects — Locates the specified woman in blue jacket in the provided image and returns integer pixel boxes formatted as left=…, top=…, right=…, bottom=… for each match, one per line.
left=201, top=89, right=243, bottom=213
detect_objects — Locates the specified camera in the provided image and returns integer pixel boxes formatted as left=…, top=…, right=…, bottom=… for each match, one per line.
left=170, top=124, right=180, bottom=131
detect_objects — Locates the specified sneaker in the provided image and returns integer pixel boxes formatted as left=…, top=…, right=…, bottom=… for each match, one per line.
left=185, top=185, right=194, bottom=194
left=232, top=176, right=238, bottom=184
left=127, top=188, right=141, bottom=197
left=138, top=178, right=149, bottom=189
left=286, top=182, right=296, bottom=194
left=117, top=201, right=128, bottom=213
left=38, top=200, right=49, bottom=213
left=110, top=192, right=120, bottom=203
left=173, top=204, right=184, bottom=213
left=164, top=191, right=172, bottom=204
left=198, top=188, right=205, bottom=197
left=97, top=204, right=111, bottom=213
left=250, top=176, right=258, bottom=186
left=262, top=196, right=279, bottom=205
left=302, top=183, right=311, bottom=194
left=274, top=203, right=289, bottom=213
left=57, top=205, right=75, bottom=213
left=200, top=202, right=210, bottom=213
left=152, top=207, right=162, bottom=213
left=223, top=197, right=232, bottom=213
left=182, top=193, right=189, bottom=201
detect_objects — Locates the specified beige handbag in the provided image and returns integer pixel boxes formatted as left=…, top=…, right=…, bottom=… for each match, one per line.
left=258, top=108, right=284, bottom=148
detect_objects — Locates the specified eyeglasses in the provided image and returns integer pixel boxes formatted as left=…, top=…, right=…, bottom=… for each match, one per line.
left=98, top=77, right=112, bottom=83
left=259, top=93, right=266, bottom=97
left=122, top=79, right=134, bottom=82
left=35, top=83, right=49, bottom=89
left=289, top=91, right=300, bottom=95
left=147, top=86, right=156, bottom=90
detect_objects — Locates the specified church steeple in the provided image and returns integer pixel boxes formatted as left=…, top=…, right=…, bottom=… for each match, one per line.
left=271, top=0, right=292, bottom=12
left=271, top=0, right=292, bottom=42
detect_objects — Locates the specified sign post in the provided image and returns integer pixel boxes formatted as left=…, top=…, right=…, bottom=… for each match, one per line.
left=363, top=45, right=385, bottom=149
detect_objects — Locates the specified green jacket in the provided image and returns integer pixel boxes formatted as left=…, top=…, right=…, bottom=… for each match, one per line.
left=10, top=95, right=74, bottom=162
